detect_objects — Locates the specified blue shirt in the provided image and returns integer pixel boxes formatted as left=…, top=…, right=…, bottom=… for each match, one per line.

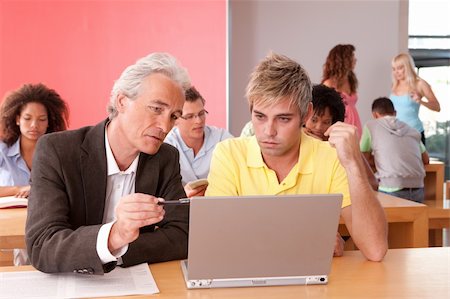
left=389, top=93, right=423, bottom=132
left=0, top=139, right=31, bottom=186
left=164, top=125, right=233, bottom=185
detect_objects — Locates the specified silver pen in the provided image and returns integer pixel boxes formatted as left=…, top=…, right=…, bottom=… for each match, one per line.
left=158, top=198, right=190, bottom=205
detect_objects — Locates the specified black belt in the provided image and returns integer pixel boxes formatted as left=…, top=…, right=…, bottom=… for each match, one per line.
left=399, top=187, right=421, bottom=191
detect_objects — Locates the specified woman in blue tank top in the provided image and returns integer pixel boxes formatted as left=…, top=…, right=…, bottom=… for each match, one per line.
left=390, top=53, right=440, bottom=145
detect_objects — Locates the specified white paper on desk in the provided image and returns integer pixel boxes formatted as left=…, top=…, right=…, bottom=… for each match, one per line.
left=0, top=263, right=159, bottom=298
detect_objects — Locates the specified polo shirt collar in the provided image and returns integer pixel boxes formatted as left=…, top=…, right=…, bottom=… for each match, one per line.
left=246, top=136, right=265, bottom=168
left=202, top=126, right=215, bottom=152
left=297, top=130, right=314, bottom=175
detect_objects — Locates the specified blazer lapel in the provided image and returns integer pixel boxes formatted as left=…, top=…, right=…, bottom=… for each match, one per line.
left=80, top=120, right=108, bottom=225
left=135, top=153, right=159, bottom=196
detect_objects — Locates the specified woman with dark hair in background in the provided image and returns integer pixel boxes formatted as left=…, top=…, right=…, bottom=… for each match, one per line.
left=0, top=83, right=69, bottom=265
left=305, top=84, right=378, bottom=191
left=322, top=44, right=362, bottom=138
left=0, top=83, right=70, bottom=198
left=0, top=83, right=69, bottom=198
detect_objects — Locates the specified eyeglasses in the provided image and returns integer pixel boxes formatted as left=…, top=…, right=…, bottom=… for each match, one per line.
left=180, top=110, right=209, bottom=121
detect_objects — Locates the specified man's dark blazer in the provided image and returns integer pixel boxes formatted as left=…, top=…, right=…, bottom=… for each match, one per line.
left=25, top=119, right=188, bottom=274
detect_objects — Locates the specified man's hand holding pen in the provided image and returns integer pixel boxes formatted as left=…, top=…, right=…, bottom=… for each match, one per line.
left=108, top=193, right=165, bottom=252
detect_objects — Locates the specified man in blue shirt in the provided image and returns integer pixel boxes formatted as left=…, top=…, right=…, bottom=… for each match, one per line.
left=165, top=87, right=233, bottom=197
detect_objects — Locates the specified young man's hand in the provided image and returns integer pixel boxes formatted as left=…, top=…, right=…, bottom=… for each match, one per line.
left=325, top=122, right=361, bottom=169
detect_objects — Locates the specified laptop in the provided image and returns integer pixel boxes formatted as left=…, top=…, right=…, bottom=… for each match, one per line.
left=181, top=194, right=343, bottom=289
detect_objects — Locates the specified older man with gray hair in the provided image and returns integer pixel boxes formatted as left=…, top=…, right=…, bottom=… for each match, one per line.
left=26, top=52, right=190, bottom=274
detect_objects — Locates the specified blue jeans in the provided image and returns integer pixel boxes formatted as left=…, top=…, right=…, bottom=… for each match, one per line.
left=381, top=188, right=425, bottom=203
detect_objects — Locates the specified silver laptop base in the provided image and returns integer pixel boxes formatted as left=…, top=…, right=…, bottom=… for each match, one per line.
left=181, top=260, right=327, bottom=289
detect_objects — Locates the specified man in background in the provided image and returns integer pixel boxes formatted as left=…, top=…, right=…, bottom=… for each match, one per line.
left=360, top=97, right=429, bottom=202
left=165, top=86, right=233, bottom=197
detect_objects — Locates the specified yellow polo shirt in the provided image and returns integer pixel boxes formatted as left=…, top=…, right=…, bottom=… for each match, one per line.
left=206, top=130, right=351, bottom=208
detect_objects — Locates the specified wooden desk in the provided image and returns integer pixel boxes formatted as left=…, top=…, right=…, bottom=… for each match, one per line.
left=339, top=192, right=429, bottom=248
left=0, top=208, right=27, bottom=265
left=0, top=248, right=448, bottom=299
left=424, top=161, right=445, bottom=207
left=1, top=193, right=429, bottom=255
left=426, top=199, right=450, bottom=246
left=429, top=204, right=450, bottom=230
left=0, top=207, right=27, bottom=249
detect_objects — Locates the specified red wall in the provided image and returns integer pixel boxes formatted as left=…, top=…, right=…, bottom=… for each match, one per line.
left=0, top=0, right=226, bottom=129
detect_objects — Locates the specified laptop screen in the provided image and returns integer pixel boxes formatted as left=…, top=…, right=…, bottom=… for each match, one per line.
left=187, top=194, right=342, bottom=281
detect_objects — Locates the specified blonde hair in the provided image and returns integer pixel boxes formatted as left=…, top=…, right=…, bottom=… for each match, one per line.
left=392, top=53, right=419, bottom=92
left=245, top=52, right=312, bottom=119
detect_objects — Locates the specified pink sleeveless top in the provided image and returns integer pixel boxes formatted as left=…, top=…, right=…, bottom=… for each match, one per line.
left=341, top=92, right=362, bottom=139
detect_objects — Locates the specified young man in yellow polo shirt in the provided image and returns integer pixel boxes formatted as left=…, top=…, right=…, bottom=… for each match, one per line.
left=206, top=52, right=387, bottom=261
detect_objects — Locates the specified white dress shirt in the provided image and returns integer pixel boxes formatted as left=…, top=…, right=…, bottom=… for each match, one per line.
left=96, top=129, right=139, bottom=264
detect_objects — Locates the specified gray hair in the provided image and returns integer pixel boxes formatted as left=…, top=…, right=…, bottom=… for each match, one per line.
left=107, top=52, right=191, bottom=119
left=246, top=51, right=312, bottom=119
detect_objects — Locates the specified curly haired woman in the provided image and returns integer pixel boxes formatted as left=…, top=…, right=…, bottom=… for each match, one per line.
left=0, top=83, right=69, bottom=265
left=0, top=83, right=69, bottom=197
left=322, top=44, right=362, bottom=138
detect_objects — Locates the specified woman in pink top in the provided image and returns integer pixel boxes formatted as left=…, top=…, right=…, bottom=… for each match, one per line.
left=322, top=44, right=362, bottom=138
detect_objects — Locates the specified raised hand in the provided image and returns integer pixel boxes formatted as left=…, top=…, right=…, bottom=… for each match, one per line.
left=325, top=122, right=361, bottom=169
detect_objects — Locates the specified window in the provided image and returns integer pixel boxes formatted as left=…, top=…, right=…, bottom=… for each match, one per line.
left=409, top=0, right=450, bottom=179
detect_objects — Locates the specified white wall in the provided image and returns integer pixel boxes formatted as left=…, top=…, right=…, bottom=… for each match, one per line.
left=229, top=0, right=409, bottom=136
